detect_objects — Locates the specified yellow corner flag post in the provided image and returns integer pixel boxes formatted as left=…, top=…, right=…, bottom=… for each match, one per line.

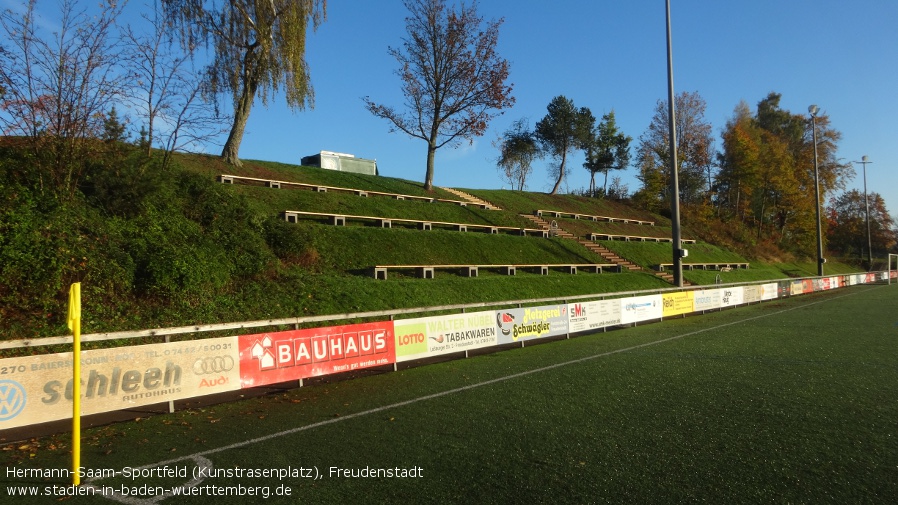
left=67, top=283, right=81, bottom=486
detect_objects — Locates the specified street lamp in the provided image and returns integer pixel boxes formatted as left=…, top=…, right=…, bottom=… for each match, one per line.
left=666, top=0, right=684, bottom=287
left=808, top=105, right=824, bottom=277
left=853, top=155, right=873, bottom=270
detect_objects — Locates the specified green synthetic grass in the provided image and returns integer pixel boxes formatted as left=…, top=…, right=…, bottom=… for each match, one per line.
left=4, top=285, right=896, bottom=503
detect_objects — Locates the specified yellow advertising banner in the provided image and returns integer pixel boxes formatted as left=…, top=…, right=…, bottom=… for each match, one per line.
left=0, top=337, right=239, bottom=430
left=662, top=291, right=694, bottom=318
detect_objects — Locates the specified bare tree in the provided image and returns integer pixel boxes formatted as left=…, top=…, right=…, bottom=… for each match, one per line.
left=364, top=0, right=514, bottom=191
left=0, top=0, right=126, bottom=197
left=122, top=5, right=229, bottom=168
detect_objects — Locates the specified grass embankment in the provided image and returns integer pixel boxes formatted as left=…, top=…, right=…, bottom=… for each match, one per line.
left=0, top=149, right=862, bottom=343
left=0, top=152, right=673, bottom=343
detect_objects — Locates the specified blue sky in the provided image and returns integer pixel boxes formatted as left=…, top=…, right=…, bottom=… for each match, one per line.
left=17, top=1, right=898, bottom=212
left=236, top=0, right=897, bottom=212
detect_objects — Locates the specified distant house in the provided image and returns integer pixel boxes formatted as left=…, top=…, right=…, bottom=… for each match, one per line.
left=301, top=151, right=378, bottom=176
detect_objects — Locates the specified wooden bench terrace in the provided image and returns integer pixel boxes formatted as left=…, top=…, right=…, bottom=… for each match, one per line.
left=218, top=174, right=493, bottom=209
left=282, top=210, right=548, bottom=236
left=589, top=233, right=697, bottom=244
left=655, top=262, right=750, bottom=272
left=536, top=209, right=655, bottom=226
left=373, top=263, right=623, bottom=279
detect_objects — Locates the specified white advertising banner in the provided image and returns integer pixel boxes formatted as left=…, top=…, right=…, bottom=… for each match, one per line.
left=720, top=286, right=744, bottom=307
left=619, top=295, right=663, bottom=324
left=693, top=289, right=721, bottom=312
left=0, top=337, right=240, bottom=430
left=393, top=311, right=497, bottom=362
left=568, top=300, right=622, bottom=333
left=759, top=283, right=779, bottom=301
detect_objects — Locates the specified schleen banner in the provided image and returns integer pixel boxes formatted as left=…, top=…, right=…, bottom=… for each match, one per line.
left=0, top=337, right=240, bottom=430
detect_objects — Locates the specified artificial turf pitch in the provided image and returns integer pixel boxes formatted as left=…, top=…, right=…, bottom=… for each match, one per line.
left=3, top=284, right=897, bottom=503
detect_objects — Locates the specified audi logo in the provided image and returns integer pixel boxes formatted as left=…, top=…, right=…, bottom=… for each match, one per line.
left=192, top=356, right=235, bottom=375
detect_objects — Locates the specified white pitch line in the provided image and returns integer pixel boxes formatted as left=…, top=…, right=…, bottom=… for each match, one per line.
left=95, top=286, right=875, bottom=475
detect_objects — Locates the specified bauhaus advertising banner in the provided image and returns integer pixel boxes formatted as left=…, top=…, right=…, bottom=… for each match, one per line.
left=238, top=322, right=395, bottom=388
left=568, top=300, right=622, bottom=333
left=0, top=337, right=240, bottom=430
left=496, top=305, right=569, bottom=344
left=393, top=311, right=497, bottom=362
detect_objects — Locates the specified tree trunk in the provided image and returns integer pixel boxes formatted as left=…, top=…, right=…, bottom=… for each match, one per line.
left=221, top=60, right=260, bottom=167
left=424, top=142, right=437, bottom=191
left=550, top=151, right=567, bottom=195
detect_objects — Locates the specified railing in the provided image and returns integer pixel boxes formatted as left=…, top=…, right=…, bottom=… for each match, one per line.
left=1, top=273, right=882, bottom=351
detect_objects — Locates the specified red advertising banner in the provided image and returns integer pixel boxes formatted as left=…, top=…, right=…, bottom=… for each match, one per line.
left=238, top=321, right=395, bottom=388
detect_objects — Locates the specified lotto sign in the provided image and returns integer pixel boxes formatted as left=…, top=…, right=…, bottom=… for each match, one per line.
left=496, top=305, right=569, bottom=344
left=0, top=337, right=239, bottom=430
left=568, top=300, right=622, bottom=333
left=239, top=322, right=395, bottom=388
left=394, top=311, right=497, bottom=362
left=619, top=295, right=663, bottom=324
left=662, top=291, right=694, bottom=317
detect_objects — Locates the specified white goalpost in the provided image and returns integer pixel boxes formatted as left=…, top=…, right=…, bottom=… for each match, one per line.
left=889, top=254, right=898, bottom=285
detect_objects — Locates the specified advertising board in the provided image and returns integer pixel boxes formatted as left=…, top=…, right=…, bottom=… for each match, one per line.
left=693, top=289, right=722, bottom=312
left=0, top=337, right=239, bottom=430
left=496, top=305, right=569, bottom=344
left=720, top=286, right=744, bottom=307
left=662, top=291, right=694, bottom=318
left=238, top=322, right=394, bottom=388
left=393, top=311, right=497, bottom=362
left=619, top=295, right=663, bottom=324
left=568, top=300, right=622, bottom=333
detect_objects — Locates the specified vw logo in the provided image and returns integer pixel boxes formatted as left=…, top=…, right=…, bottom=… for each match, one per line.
left=192, top=356, right=235, bottom=375
left=0, top=380, right=27, bottom=422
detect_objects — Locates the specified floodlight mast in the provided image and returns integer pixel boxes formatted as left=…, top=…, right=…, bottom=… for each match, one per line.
left=808, top=105, right=824, bottom=277
left=852, top=156, right=873, bottom=270
left=666, top=0, right=683, bottom=287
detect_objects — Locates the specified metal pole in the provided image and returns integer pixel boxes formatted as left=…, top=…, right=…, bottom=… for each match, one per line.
left=666, top=0, right=683, bottom=287
left=809, top=106, right=824, bottom=277
left=853, top=156, right=873, bottom=270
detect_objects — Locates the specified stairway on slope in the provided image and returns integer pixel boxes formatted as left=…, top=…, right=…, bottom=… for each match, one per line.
left=520, top=213, right=693, bottom=286
left=519, top=214, right=643, bottom=273
left=440, top=187, right=501, bottom=210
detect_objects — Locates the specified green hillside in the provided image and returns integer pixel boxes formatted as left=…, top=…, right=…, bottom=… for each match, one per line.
left=0, top=149, right=860, bottom=342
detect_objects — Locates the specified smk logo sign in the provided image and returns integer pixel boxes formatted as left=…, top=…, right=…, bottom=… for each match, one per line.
left=249, top=330, right=389, bottom=371
left=0, top=380, right=26, bottom=422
